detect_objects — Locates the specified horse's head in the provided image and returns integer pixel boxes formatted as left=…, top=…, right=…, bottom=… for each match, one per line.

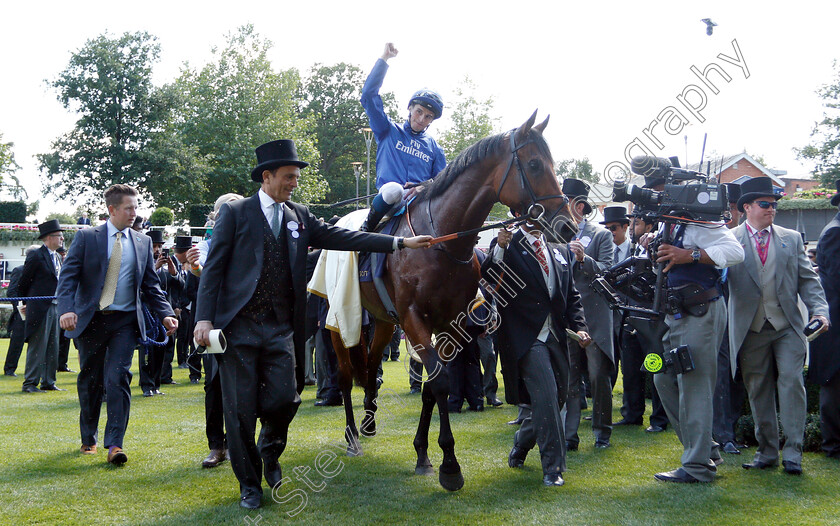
left=497, top=111, right=578, bottom=243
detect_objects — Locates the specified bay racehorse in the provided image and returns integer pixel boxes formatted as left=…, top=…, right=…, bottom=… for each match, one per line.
left=330, top=111, right=577, bottom=491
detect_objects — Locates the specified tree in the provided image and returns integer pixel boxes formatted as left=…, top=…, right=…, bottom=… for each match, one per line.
left=797, top=61, right=840, bottom=187
left=38, top=31, right=173, bottom=204
left=45, top=212, right=76, bottom=224
left=169, top=25, right=326, bottom=206
left=555, top=157, right=601, bottom=185
left=300, top=62, right=399, bottom=204
left=149, top=207, right=174, bottom=226
left=0, top=132, right=21, bottom=186
left=438, top=77, right=500, bottom=161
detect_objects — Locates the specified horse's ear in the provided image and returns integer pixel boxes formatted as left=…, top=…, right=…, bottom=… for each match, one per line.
left=534, top=114, right=550, bottom=134
left=515, top=110, right=539, bottom=142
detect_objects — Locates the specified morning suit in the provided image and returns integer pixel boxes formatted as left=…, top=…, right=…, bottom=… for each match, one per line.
left=565, top=220, right=615, bottom=446
left=812, top=211, right=840, bottom=457
left=194, top=192, right=397, bottom=495
left=482, top=230, right=587, bottom=476
left=3, top=266, right=26, bottom=375
left=728, top=222, right=828, bottom=466
left=17, top=245, right=61, bottom=389
left=57, top=221, right=174, bottom=449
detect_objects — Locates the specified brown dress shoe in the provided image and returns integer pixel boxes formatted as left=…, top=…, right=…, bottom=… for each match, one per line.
left=202, top=449, right=227, bottom=468
left=107, top=447, right=127, bottom=465
left=80, top=444, right=97, bottom=455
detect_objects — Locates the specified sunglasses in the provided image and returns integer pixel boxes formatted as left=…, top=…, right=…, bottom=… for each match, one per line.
left=752, top=200, right=777, bottom=209
left=605, top=224, right=625, bottom=232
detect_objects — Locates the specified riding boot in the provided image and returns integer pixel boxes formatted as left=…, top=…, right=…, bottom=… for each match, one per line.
left=359, top=194, right=391, bottom=232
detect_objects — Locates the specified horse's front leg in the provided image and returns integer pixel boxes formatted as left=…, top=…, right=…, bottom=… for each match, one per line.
left=402, top=313, right=464, bottom=491
left=360, top=321, right=394, bottom=437
left=330, top=332, right=362, bottom=457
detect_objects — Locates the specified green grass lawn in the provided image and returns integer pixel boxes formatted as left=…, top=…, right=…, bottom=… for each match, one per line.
left=1, top=339, right=839, bottom=525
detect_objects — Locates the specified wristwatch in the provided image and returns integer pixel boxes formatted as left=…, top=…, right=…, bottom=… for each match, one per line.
left=691, top=248, right=701, bottom=263
left=397, top=237, right=406, bottom=250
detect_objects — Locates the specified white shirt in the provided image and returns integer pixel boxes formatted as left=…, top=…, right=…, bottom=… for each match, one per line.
left=258, top=189, right=285, bottom=227
left=659, top=221, right=744, bottom=269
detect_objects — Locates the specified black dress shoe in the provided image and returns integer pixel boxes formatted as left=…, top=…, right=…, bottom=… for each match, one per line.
left=595, top=440, right=611, bottom=449
left=613, top=418, right=643, bottom=426
left=22, top=386, right=43, bottom=393
left=409, top=387, right=421, bottom=394
left=154, top=390, right=165, bottom=395
left=508, top=446, right=528, bottom=468
left=543, top=473, right=565, bottom=486
left=240, top=488, right=262, bottom=509
left=57, top=367, right=76, bottom=373
left=161, top=380, right=177, bottom=385
left=264, top=459, right=282, bottom=489
left=722, top=441, right=741, bottom=454
left=742, top=460, right=775, bottom=470
left=782, top=461, right=802, bottom=475
left=202, top=449, right=227, bottom=468
left=654, top=468, right=701, bottom=483
left=5, top=372, right=17, bottom=377
left=314, top=398, right=342, bottom=407
left=566, top=441, right=578, bottom=451
left=143, top=390, right=154, bottom=397
left=507, top=418, right=523, bottom=426
left=645, top=425, right=665, bottom=433
left=467, top=405, right=484, bottom=412
left=486, top=397, right=503, bottom=407
left=40, top=385, right=66, bottom=391
left=190, top=378, right=200, bottom=384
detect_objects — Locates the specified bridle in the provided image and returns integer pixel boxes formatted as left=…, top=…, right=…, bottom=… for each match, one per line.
left=495, top=128, right=569, bottom=226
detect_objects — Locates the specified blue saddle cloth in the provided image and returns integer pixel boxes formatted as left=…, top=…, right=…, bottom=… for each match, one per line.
left=359, top=216, right=399, bottom=282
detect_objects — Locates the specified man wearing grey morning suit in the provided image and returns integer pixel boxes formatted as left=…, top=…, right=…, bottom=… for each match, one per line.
left=727, top=177, right=829, bottom=475
left=561, top=179, right=615, bottom=449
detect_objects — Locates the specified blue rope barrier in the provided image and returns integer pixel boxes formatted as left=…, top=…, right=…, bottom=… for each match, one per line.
left=0, top=295, right=56, bottom=302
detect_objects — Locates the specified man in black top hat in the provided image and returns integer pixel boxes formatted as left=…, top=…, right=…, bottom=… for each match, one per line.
left=810, top=179, right=840, bottom=459
left=17, top=220, right=66, bottom=392
left=561, top=178, right=615, bottom=450
left=171, top=236, right=201, bottom=384
left=194, top=139, right=432, bottom=509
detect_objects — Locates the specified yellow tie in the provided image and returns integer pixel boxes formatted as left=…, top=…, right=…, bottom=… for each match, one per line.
left=99, top=232, right=123, bottom=309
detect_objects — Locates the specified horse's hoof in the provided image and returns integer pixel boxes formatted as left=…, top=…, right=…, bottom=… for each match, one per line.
left=439, top=470, right=464, bottom=491
left=414, top=463, right=434, bottom=476
left=347, top=446, right=364, bottom=457
left=360, top=427, right=376, bottom=437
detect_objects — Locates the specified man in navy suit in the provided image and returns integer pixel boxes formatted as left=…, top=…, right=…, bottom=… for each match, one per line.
left=18, top=220, right=65, bottom=392
left=194, top=139, right=431, bottom=509
left=57, top=184, right=177, bottom=465
left=482, top=215, right=590, bottom=487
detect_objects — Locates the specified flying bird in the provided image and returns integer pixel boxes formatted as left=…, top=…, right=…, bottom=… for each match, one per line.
left=701, top=18, right=717, bottom=36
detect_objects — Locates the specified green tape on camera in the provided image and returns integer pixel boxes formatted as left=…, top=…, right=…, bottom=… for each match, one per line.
left=644, top=353, right=663, bottom=373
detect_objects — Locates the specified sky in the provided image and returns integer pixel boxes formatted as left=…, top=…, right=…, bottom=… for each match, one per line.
left=1, top=1, right=838, bottom=218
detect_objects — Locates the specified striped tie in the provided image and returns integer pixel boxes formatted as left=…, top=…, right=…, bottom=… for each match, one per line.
left=533, top=238, right=549, bottom=275
left=99, top=232, right=122, bottom=309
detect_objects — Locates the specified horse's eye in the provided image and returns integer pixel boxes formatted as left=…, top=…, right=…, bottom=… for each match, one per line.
left=528, top=159, right=542, bottom=172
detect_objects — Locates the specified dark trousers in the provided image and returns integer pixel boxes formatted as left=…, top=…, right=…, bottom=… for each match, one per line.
left=160, top=336, right=176, bottom=383
left=4, top=315, right=25, bottom=375
left=619, top=329, right=669, bottom=428
left=409, top=359, right=424, bottom=390
left=315, top=328, right=339, bottom=401
left=447, top=327, right=484, bottom=411
left=478, top=332, right=498, bottom=400
left=219, top=315, right=300, bottom=494
left=58, top=334, right=71, bottom=370
left=139, top=343, right=164, bottom=392
left=176, top=308, right=191, bottom=366
left=820, top=371, right=840, bottom=458
left=76, top=311, right=138, bottom=449
left=514, top=334, right=568, bottom=475
left=564, top=342, right=613, bottom=446
left=23, top=305, right=59, bottom=389
left=204, top=354, right=226, bottom=450
left=384, top=326, right=402, bottom=360
left=713, top=325, right=745, bottom=444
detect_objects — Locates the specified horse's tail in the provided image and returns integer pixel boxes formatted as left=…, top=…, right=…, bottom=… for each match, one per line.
left=348, top=337, right=369, bottom=387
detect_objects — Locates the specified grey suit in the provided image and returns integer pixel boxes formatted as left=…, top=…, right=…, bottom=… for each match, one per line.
left=564, top=220, right=615, bottom=446
left=728, top=223, right=828, bottom=466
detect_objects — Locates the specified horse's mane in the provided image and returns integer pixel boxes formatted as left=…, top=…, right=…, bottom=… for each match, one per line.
left=416, top=128, right=553, bottom=202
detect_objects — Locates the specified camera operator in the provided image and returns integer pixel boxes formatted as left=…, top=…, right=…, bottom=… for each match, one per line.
left=650, top=182, right=743, bottom=483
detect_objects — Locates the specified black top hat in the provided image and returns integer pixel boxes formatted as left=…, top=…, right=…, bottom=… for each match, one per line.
left=174, top=236, right=193, bottom=252
left=328, top=215, right=341, bottom=225
left=600, top=206, right=629, bottom=225
left=37, top=219, right=64, bottom=240
left=737, top=177, right=781, bottom=213
left=251, top=140, right=309, bottom=182
left=561, top=178, right=592, bottom=215
left=831, top=179, right=840, bottom=207
left=147, top=230, right=164, bottom=244
left=723, top=182, right=741, bottom=204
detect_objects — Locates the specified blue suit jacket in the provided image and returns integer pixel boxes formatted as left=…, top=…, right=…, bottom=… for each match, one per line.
left=56, top=224, right=174, bottom=339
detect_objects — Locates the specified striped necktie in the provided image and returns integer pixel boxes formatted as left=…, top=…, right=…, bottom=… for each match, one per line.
left=533, top=238, right=549, bottom=275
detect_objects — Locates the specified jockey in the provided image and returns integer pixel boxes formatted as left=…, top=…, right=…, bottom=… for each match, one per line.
left=359, top=42, right=447, bottom=232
